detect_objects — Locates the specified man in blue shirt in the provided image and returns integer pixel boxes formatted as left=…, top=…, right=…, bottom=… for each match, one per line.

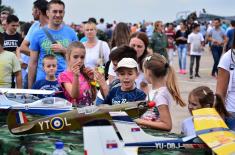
left=103, top=58, right=146, bottom=105
left=226, top=20, right=235, bottom=51
left=28, top=0, right=78, bottom=88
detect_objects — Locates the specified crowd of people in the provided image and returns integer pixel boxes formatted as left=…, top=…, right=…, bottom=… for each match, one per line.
left=0, top=0, right=235, bottom=133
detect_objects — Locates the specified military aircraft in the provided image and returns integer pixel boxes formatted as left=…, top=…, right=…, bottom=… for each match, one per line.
left=0, top=88, right=73, bottom=115
left=7, top=101, right=149, bottom=135
left=84, top=108, right=235, bottom=155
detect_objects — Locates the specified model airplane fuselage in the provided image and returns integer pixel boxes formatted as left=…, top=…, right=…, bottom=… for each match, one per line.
left=7, top=101, right=148, bottom=135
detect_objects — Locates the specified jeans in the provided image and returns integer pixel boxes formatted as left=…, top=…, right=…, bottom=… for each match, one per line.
left=167, top=48, right=174, bottom=65
left=211, top=45, right=223, bottom=76
left=177, top=44, right=187, bottom=70
left=190, top=55, right=201, bottom=76
left=225, top=112, right=235, bottom=131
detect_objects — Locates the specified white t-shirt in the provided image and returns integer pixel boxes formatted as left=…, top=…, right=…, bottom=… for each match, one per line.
left=181, top=116, right=196, bottom=136
left=84, top=40, right=110, bottom=69
left=141, top=87, right=173, bottom=120
left=187, top=32, right=204, bottom=56
left=218, top=49, right=235, bottom=112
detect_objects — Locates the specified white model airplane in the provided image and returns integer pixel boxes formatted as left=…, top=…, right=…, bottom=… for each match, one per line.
left=83, top=111, right=207, bottom=155
left=0, top=88, right=73, bottom=115
left=84, top=108, right=235, bottom=155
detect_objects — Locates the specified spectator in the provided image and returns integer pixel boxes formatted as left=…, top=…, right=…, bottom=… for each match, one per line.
left=0, top=32, right=22, bottom=88
left=28, top=0, right=78, bottom=88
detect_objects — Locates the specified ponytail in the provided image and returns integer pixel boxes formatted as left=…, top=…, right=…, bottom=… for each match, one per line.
left=214, top=94, right=230, bottom=118
left=166, top=66, right=186, bottom=107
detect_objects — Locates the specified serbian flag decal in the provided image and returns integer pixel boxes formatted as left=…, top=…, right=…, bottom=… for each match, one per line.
left=106, top=141, right=118, bottom=149
left=16, top=111, right=28, bottom=125
left=131, top=127, right=140, bottom=132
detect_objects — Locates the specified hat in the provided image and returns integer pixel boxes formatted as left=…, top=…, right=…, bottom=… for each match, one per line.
left=116, top=58, right=139, bottom=71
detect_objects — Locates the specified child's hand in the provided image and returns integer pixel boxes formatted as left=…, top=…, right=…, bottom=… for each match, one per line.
left=72, top=62, right=80, bottom=76
left=94, top=67, right=105, bottom=85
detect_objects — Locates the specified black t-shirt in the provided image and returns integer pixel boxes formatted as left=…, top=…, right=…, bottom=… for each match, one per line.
left=175, top=30, right=189, bottom=45
left=3, top=32, right=22, bottom=52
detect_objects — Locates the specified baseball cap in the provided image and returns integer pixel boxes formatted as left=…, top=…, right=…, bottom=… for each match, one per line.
left=116, top=58, right=139, bottom=72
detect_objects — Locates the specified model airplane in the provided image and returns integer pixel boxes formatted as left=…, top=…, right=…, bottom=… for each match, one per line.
left=7, top=101, right=149, bottom=135
left=84, top=108, right=235, bottom=155
left=193, top=108, right=235, bottom=155
left=0, top=88, right=73, bottom=115
left=83, top=111, right=207, bottom=155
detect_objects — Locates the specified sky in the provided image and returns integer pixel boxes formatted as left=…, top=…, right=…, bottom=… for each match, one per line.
left=2, top=0, right=235, bottom=24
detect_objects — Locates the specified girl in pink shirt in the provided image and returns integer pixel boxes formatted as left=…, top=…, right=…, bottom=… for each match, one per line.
left=58, top=42, right=96, bottom=107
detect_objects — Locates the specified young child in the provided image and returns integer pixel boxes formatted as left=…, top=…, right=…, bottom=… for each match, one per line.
left=32, top=54, right=64, bottom=99
left=182, top=86, right=229, bottom=136
left=135, top=53, right=186, bottom=131
left=95, top=45, right=138, bottom=105
left=187, top=23, right=204, bottom=79
left=103, top=57, right=146, bottom=105
left=58, top=41, right=96, bottom=107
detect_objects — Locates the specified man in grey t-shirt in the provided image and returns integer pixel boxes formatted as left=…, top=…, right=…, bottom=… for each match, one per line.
left=208, top=18, right=227, bottom=77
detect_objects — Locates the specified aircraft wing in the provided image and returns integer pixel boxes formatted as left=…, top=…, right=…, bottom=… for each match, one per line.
left=110, top=111, right=175, bottom=143
left=0, top=88, right=55, bottom=95
left=193, top=108, right=235, bottom=155
left=83, top=123, right=138, bottom=155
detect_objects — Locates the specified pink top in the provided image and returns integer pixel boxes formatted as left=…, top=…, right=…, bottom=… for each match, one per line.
left=58, top=70, right=93, bottom=106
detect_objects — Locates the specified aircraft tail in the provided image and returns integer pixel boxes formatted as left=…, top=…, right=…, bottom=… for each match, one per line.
left=83, top=121, right=137, bottom=155
left=109, top=111, right=175, bottom=144
left=7, top=110, right=33, bottom=134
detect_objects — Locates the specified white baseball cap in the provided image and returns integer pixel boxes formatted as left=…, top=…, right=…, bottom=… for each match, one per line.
left=116, top=58, right=139, bottom=71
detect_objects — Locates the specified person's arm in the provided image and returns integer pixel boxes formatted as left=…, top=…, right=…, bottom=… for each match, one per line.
left=63, top=74, right=79, bottom=99
left=28, top=51, right=38, bottom=88
left=15, top=71, right=22, bottom=88
left=135, top=105, right=172, bottom=131
left=216, top=67, right=230, bottom=101
left=20, top=39, right=30, bottom=56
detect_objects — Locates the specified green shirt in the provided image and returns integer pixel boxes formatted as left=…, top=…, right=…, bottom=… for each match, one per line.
left=150, top=31, right=168, bottom=59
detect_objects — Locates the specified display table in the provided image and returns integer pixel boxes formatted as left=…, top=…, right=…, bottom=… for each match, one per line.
left=0, top=123, right=208, bottom=155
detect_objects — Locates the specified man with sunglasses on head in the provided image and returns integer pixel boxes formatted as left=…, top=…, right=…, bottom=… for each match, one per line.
left=28, top=0, right=78, bottom=89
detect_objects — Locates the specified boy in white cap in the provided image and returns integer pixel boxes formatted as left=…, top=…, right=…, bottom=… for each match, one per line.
left=103, top=58, right=146, bottom=105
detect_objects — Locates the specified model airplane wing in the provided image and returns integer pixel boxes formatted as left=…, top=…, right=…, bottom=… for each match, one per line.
left=110, top=111, right=177, bottom=143
left=0, top=88, right=55, bottom=95
left=83, top=121, right=138, bottom=155
left=193, top=108, right=235, bottom=155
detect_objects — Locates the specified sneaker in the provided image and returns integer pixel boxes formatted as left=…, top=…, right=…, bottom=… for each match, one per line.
left=179, top=70, right=183, bottom=74
left=195, top=74, right=201, bottom=78
left=190, top=75, right=193, bottom=79
left=182, top=70, right=187, bottom=74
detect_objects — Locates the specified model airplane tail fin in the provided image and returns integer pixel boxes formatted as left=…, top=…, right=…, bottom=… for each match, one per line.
left=0, top=92, right=20, bottom=108
left=83, top=121, right=137, bottom=155
left=110, top=111, right=174, bottom=144
left=193, top=108, right=235, bottom=155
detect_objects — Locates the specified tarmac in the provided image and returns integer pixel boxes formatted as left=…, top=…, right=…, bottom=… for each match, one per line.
left=169, top=45, right=217, bottom=133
